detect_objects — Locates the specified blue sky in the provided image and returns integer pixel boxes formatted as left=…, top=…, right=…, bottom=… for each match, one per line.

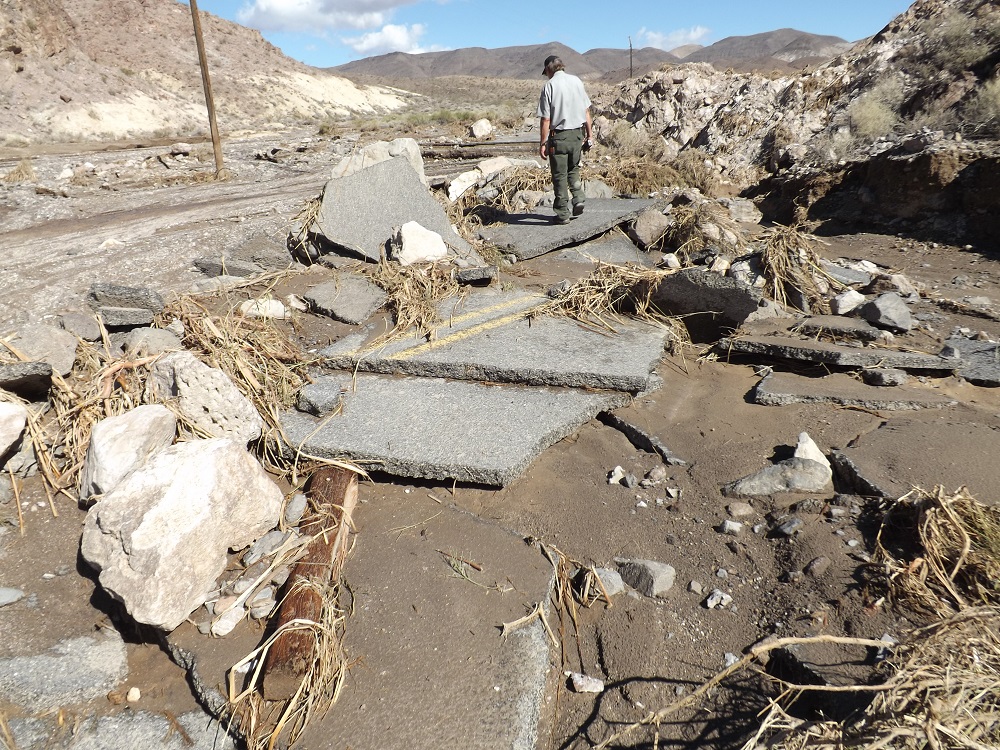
left=190, top=0, right=915, bottom=68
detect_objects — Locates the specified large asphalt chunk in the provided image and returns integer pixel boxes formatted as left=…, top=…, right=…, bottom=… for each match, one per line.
left=753, top=372, right=955, bottom=410
left=315, top=156, right=476, bottom=263
left=477, top=198, right=656, bottom=260
left=320, top=290, right=670, bottom=393
left=282, top=373, right=628, bottom=486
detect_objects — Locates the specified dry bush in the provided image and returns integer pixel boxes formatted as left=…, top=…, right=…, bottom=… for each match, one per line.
left=927, top=8, right=995, bottom=74
left=964, top=76, right=1000, bottom=136
left=662, top=202, right=739, bottom=259
left=670, top=149, right=720, bottom=196
left=1, top=159, right=35, bottom=184
left=848, top=76, right=905, bottom=140
left=756, top=224, right=841, bottom=313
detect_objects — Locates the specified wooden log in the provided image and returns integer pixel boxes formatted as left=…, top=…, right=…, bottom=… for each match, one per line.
left=261, top=466, right=358, bottom=701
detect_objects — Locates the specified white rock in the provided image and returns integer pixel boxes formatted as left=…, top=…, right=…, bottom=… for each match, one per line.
left=80, top=438, right=283, bottom=631
left=57, top=167, right=74, bottom=180
left=718, top=519, right=743, bottom=536
left=831, top=289, right=866, bottom=315
left=126, top=686, right=141, bottom=703
left=661, top=253, right=682, bottom=269
left=794, top=432, right=830, bottom=471
left=0, top=402, right=28, bottom=460
left=477, top=156, right=513, bottom=179
left=448, top=168, right=484, bottom=202
left=144, top=351, right=263, bottom=445
left=608, top=466, right=626, bottom=485
left=390, top=221, right=449, bottom=266
left=566, top=672, right=605, bottom=693
left=79, top=405, right=176, bottom=502
left=211, top=605, right=245, bottom=637
left=239, top=298, right=289, bottom=320
left=469, top=118, right=493, bottom=138
left=705, top=589, right=733, bottom=609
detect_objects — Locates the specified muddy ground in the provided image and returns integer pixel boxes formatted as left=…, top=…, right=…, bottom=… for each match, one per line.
left=2, top=130, right=1000, bottom=749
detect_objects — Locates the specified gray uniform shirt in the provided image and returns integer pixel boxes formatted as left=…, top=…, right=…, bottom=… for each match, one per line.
left=537, top=70, right=591, bottom=131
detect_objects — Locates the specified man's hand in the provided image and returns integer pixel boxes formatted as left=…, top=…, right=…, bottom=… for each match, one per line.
left=539, top=142, right=549, bottom=159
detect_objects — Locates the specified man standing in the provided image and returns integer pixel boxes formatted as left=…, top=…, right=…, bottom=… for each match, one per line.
left=537, top=55, right=593, bottom=225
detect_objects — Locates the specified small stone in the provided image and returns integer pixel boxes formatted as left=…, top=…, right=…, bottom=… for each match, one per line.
left=705, top=589, right=733, bottom=609
left=716, top=568, right=729, bottom=579
left=126, top=687, right=141, bottom=703
left=608, top=466, right=626, bottom=485
left=249, top=599, right=276, bottom=620
left=646, top=465, right=668, bottom=483
left=623, top=473, right=639, bottom=489
left=566, top=672, right=605, bottom=693
left=804, top=556, right=832, bottom=577
left=775, top=517, right=804, bottom=537
left=284, top=492, right=308, bottom=526
left=723, top=652, right=740, bottom=667
left=211, top=605, right=245, bottom=637
left=718, top=519, right=743, bottom=536
left=861, top=368, right=909, bottom=387
left=846, top=539, right=860, bottom=548
left=782, top=570, right=804, bottom=583
left=688, top=580, right=704, bottom=595
left=727, top=502, right=754, bottom=518
left=616, top=558, right=676, bottom=598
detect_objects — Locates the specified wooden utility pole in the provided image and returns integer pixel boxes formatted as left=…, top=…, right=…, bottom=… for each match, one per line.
left=629, top=36, right=633, bottom=79
left=261, top=467, right=359, bottom=701
left=188, top=0, right=224, bottom=174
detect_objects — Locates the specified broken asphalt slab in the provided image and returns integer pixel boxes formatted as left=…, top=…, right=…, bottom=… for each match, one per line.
left=280, top=372, right=629, bottom=486
left=832, top=414, right=1000, bottom=501
left=718, top=335, right=951, bottom=371
left=942, top=337, right=1000, bottom=386
left=753, top=372, right=956, bottom=410
left=320, top=289, right=671, bottom=393
left=315, top=156, right=479, bottom=264
left=477, top=198, right=656, bottom=261
left=554, top=232, right=654, bottom=268
left=292, top=499, right=555, bottom=750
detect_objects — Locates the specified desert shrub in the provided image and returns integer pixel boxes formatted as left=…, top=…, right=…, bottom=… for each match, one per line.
left=848, top=76, right=905, bottom=140
left=927, top=8, right=994, bottom=74
left=964, top=76, right=1000, bottom=136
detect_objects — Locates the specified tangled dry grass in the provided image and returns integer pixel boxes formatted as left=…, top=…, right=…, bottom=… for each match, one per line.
left=1, top=159, right=35, bottom=184
left=756, top=224, right=843, bottom=314
left=360, top=260, right=466, bottom=346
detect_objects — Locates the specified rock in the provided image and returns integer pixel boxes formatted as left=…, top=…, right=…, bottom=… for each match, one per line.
left=723, top=457, right=833, bottom=497
left=728, top=257, right=766, bottom=288
left=8, top=323, right=78, bottom=377
left=390, top=221, right=449, bottom=266
left=87, top=283, right=165, bottom=313
left=705, top=589, right=733, bottom=609
left=447, top=168, right=483, bottom=202
left=126, top=686, right=141, bottom=703
left=0, top=362, right=52, bottom=400
left=194, top=256, right=263, bottom=279
left=98, top=306, right=155, bottom=328
left=628, top=207, right=671, bottom=249
left=861, top=368, right=909, bottom=387
left=718, top=519, right=743, bottom=536
left=456, top=266, right=498, bottom=286
left=242, top=529, right=290, bottom=566
left=661, top=253, right=682, bottom=269
left=0, top=631, right=128, bottom=710
left=860, top=293, right=913, bottom=333
left=284, top=492, right=308, bottom=526
left=794, top=432, right=830, bottom=472
left=726, top=502, right=754, bottom=518
left=831, top=289, right=866, bottom=315
left=469, top=118, right=493, bottom=139
left=123, top=327, right=182, bottom=357
left=79, top=405, right=176, bottom=503
left=144, top=351, right=263, bottom=445
left=775, top=517, right=804, bottom=536
left=615, top=558, right=676, bottom=597
left=646, top=465, right=668, bottom=483
left=592, top=568, right=625, bottom=597
left=821, top=261, right=873, bottom=287
left=0, top=401, right=28, bottom=461
left=608, top=466, right=627, bottom=485
left=304, top=273, right=388, bottom=326
left=717, top=197, right=762, bottom=224
left=688, top=580, right=703, bottom=595
left=80, top=438, right=283, bottom=630
left=59, top=311, right=102, bottom=341
left=566, top=672, right=604, bottom=693
left=804, top=556, right=832, bottom=577
left=331, top=137, right=427, bottom=186
left=238, top=298, right=290, bottom=320
left=0, top=587, right=25, bottom=607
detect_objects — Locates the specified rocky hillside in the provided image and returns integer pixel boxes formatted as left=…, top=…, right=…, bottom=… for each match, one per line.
left=330, top=30, right=847, bottom=82
left=0, top=0, right=407, bottom=145
left=593, top=0, right=1000, bottom=241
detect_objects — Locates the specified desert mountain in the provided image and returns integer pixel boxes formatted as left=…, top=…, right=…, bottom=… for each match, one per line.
left=330, top=30, right=848, bottom=81
left=0, top=0, right=406, bottom=145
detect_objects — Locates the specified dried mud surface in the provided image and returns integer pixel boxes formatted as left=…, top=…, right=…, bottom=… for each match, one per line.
left=3, top=132, right=1000, bottom=749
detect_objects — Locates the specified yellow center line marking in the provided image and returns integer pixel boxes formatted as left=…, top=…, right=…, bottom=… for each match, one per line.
left=342, top=293, right=547, bottom=359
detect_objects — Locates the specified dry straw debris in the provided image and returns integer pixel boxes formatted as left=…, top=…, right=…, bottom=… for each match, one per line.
left=756, top=224, right=843, bottom=313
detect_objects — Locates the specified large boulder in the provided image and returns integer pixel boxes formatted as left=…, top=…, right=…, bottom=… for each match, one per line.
left=80, top=438, right=283, bottom=630
left=144, top=351, right=263, bottom=445
left=79, top=405, right=177, bottom=503
left=0, top=401, right=28, bottom=462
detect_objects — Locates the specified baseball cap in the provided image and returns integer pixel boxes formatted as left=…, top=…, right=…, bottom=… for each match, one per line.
left=542, top=55, right=559, bottom=73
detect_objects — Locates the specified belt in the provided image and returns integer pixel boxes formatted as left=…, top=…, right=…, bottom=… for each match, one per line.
left=552, top=127, right=582, bottom=133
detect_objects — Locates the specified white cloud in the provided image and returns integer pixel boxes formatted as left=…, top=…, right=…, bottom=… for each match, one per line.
left=341, top=23, right=443, bottom=55
left=636, top=25, right=711, bottom=51
left=237, top=0, right=414, bottom=33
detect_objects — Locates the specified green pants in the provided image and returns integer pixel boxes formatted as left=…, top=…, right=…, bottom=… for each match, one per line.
left=548, top=128, right=585, bottom=221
